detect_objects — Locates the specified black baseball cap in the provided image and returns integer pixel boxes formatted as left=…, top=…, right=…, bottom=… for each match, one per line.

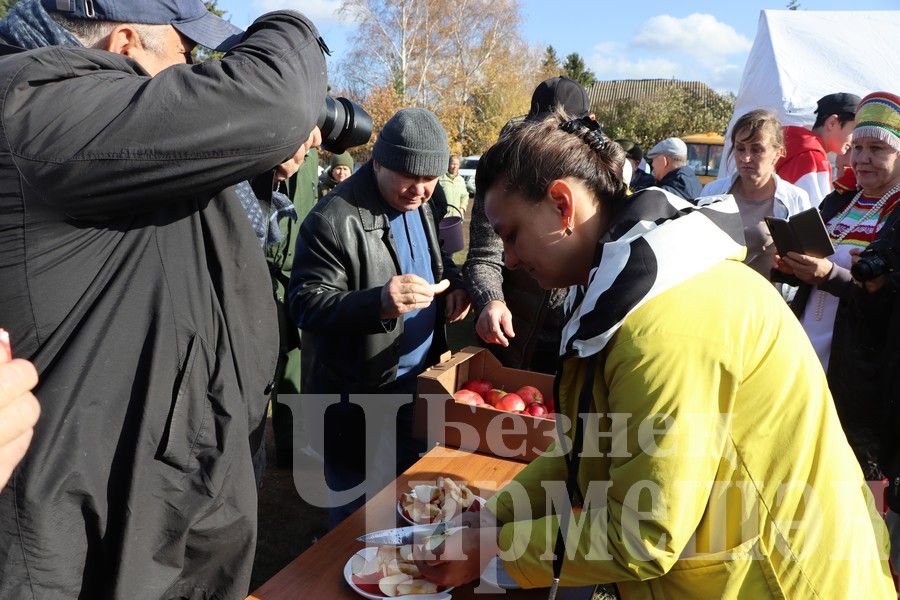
left=815, top=92, right=862, bottom=118
left=527, top=76, right=590, bottom=120
left=616, top=138, right=643, bottom=162
left=41, top=0, right=244, bottom=52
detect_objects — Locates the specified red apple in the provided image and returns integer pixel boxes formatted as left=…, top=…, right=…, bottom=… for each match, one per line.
left=484, top=388, right=507, bottom=407
left=516, top=385, right=544, bottom=405
left=351, top=575, right=382, bottom=594
left=463, top=378, right=493, bottom=397
left=525, top=402, right=548, bottom=417
left=496, top=393, right=525, bottom=412
left=453, top=389, right=484, bottom=406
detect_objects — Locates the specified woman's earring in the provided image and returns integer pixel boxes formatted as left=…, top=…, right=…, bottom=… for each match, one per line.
left=564, top=222, right=573, bottom=236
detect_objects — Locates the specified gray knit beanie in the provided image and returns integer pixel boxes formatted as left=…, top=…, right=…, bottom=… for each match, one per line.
left=373, top=108, right=449, bottom=178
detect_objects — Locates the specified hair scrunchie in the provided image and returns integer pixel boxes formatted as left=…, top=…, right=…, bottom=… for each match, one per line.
left=559, top=117, right=607, bottom=152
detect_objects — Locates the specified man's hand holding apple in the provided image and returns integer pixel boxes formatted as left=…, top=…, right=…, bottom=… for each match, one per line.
left=380, top=275, right=451, bottom=319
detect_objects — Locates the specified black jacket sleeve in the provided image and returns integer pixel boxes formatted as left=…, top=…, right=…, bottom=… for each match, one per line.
left=288, top=211, right=391, bottom=335
left=4, top=11, right=327, bottom=220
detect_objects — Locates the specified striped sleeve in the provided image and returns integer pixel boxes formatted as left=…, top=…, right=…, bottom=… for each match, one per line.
left=778, top=154, right=832, bottom=207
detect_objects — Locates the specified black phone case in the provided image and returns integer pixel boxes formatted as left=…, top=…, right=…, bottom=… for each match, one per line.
left=765, top=208, right=835, bottom=258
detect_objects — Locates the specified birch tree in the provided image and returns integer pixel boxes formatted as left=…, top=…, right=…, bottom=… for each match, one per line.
left=339, top=0, right=535, bottom=154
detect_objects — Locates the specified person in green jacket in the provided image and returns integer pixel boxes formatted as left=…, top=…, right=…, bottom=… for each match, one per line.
left=416, top=112, right=894, bottom=598
left=266, top=148, right=320, bottom=467
left=438, top=154, right=470, bottom=218
left=318, top=151, right=354, bottom=198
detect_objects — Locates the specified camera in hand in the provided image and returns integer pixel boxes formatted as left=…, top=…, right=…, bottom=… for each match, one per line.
left=318, top=96, right=373, bottom=154
left=851, top=221, right=900, bottom=282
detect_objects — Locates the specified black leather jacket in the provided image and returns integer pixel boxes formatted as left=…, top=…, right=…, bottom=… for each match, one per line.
left=288, top=162, right=463, bottom=394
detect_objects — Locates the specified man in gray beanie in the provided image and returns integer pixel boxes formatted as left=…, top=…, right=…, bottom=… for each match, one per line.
left=288, top=107, right=470, bottom=525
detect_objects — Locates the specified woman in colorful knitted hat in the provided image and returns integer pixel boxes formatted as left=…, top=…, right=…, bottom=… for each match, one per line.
left=777, top=90, right=900, bottom=564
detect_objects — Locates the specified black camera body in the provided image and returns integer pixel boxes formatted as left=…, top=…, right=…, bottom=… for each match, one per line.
left=317, top=96, right=373, bottom=154
left=851, top=219, right=900, bottom=282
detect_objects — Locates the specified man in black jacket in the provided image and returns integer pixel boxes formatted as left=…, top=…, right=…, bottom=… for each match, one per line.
left=647, top=136, right=703, bottom=201
left=0, top=1, right=326, bottom=597
left=289, top=108, right=470, bottom=524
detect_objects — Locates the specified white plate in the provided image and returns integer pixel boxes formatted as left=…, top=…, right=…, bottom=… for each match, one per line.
left=343, top=547, right=454, bottom=599
left=396, top=492, right=486, bottom=526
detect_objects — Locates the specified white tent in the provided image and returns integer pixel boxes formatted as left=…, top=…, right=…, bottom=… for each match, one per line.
left=720, top=9, right=900, bottom=178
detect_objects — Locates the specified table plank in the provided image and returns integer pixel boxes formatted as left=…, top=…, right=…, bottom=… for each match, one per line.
left=248, top=446, right=548, bottom=599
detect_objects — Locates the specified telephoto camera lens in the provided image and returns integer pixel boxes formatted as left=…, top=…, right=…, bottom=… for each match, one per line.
left=317, top=96, right=373, bottom=154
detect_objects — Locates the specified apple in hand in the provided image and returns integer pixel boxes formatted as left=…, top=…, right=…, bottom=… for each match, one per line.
left=484, top=388, right=507, bottom=407
left=516, top=385, right=544, bottom=405
left=453, top=389, right=484, bottom=406
left=495, top=392, right=525, bottom=412
left=463, top=378, right=493, bottom=397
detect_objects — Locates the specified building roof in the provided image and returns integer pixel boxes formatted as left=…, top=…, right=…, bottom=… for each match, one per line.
left=586, top=79, right=719, bottom=110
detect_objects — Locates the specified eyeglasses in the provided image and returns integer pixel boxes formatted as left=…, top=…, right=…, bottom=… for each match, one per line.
left=177, top=49, right=194, bottom=65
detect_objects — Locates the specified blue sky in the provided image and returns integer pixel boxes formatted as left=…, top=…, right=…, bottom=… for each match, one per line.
left=214, top=1, right=897, bottom=93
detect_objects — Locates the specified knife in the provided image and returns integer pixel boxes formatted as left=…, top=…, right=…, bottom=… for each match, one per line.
left=356, top=522, right=464, bottom=546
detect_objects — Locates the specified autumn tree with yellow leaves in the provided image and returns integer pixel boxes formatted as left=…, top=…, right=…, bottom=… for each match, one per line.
left=338, top=0, right=536, bottom=156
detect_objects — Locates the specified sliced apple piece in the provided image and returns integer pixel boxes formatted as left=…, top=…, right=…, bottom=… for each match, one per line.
left=398, top=544, right=414, bottom=562
left=378, top=572, right=412, bottom=597
left=441, top=497, right=460, bottom=522
left=413, top=484, right=438, bottom=502
left=397, top=579, right=439, bottom=595
left=398, top=561, right=420, bottom=577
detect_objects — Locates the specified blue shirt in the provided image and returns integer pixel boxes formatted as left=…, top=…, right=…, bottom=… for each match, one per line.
left=386, top=206, right=436, bottom=379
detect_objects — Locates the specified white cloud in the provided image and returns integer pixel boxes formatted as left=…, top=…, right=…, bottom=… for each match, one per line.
left=583, top=14, right=750, bottom=93
left=590, top=54, right=683, bottom=80
left=633, top=13, right=752, bottom=65
left=708, top=64, right=744, bottom=93
left=589, top=40, right=684, bottom=80
left=253, top=0, right=344, bottom=24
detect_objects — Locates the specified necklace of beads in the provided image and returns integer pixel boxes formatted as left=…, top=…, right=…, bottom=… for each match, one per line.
left=814, top=182, right=900, bottom=321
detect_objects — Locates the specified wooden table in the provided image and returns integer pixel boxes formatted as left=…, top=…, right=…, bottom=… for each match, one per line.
left=248, top=446, right=548, bottom=599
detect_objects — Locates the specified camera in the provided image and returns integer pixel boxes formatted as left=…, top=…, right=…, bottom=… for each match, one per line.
left=851, top=221, right=900, bottom=282
left=317, top=96, right=373, bottom=154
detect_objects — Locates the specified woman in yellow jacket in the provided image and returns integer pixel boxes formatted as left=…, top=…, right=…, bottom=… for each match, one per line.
left=417, top=112, right=894, bottom=598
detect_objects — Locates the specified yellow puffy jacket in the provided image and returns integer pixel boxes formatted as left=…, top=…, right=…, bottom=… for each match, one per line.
left=486, top=261, right=894, bottom=598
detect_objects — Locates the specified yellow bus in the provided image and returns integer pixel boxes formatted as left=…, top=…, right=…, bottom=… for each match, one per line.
left=682, top=132, right=725, bottom=185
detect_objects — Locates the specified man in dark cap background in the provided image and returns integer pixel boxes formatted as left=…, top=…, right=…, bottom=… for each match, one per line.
left=618, top=139, right=656, bottom=192
left=464, top=76, right=591, bottom=373
left=777, top=91, right=861, bottom=206
left=646, top=136, right=703, bottom=201
left=289, top=108, right=470, bottom=525
left=0, top=0, right=327, bottom=596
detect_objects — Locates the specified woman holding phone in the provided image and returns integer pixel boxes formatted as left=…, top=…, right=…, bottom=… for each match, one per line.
left=778, top=93, right=900, bottom=472
left=701, top=109, right=810, bottom=281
